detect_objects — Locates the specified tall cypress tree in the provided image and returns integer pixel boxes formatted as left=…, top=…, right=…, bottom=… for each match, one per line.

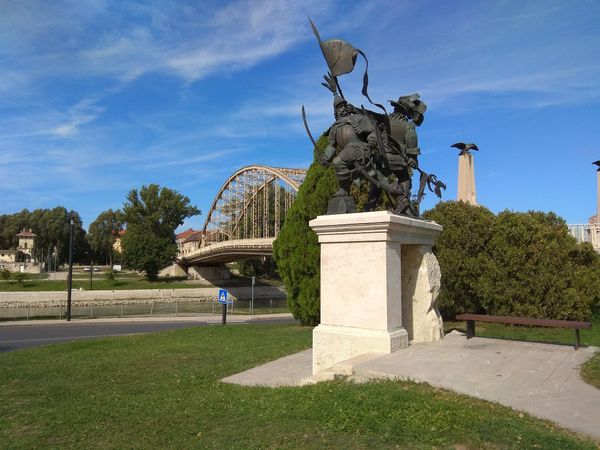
left=273, top=135, right=336, bottom=325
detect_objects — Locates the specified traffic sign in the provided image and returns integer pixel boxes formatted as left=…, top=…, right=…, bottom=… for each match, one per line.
left=218, top=288, right=229, bottom=304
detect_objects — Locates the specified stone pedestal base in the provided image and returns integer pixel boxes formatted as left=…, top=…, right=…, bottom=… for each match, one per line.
left=313, top=324, right=408, bottom=375
left=310, top=211, right=443, bottom=375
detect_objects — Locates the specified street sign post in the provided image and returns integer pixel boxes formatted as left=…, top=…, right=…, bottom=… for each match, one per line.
left=251, top=277, right=255, bottom=315
left=218, top=289, right=228, bottom=325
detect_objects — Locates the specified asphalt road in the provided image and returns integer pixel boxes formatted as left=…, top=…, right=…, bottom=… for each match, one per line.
left=0, top=316, right=298, bottom=352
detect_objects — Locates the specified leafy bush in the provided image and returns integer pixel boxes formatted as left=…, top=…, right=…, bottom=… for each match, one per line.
left=12, top=271, right=26, bottom=286
left=423, top=201, right=495, bottom=318
left=0, top=268, right=11, bottom=282
left=273, top=135, right=337, bottom=325
left=104, top=269, right=116, bottom=282
left=424, top=202, right=600, bottom=320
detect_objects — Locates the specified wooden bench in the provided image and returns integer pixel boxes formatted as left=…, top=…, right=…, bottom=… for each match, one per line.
left=455, top=313, right=592, bottom=350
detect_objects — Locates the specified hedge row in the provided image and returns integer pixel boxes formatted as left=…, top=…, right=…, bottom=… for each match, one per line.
left=424, top=202, right=600, bottom=320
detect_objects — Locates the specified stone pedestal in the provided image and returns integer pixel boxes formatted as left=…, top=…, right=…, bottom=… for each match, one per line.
left=309, top=211, right=443, bottom=375
left=457, top=152, right=477, bottom=205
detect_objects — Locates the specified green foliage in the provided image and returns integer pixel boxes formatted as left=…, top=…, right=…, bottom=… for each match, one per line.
left=121, top=184, right=199, bottom=281
left=273, top=134, right=337, bottom=325
left=12, top=271, right=25, bottom=286
left=0, top=207, right=89, bottom=264
left=104, top=269, right=116, bottom=282
left=479, top=210, right=594, bottom=320
left=423, top=201, right=495, bottom=318
left=424, top=202, right=600, bottom=320
left=581, top=352, right=600, bottom=389
left=87, top=209, right=123, bottom=266
left=0, top=326, right=595, bottom=449
left=0, top=268, right=11, bottom=282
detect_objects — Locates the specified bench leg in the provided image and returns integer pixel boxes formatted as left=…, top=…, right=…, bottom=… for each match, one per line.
left=575, top=329, right=581, bottom=350
left=466, top=320, right=475, bottom=339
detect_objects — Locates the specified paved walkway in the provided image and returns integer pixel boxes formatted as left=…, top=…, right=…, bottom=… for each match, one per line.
left=222, top=333, right=600, bottom=440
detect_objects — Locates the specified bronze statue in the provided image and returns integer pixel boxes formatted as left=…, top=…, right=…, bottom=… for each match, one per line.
left=302, top=19, right=446, bottom=217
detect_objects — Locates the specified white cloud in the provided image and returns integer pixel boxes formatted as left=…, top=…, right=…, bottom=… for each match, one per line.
left=52, top=97, right=106, bottom=137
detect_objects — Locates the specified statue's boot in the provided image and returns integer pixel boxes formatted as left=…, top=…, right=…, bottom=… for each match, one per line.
left=364, top=185, right=381, bottom=211
left=393, top=196, right=417, bottom=217
left=333, top=178, right=352, bottom=197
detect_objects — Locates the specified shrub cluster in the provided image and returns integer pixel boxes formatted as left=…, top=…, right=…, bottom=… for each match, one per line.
left=423, top=201, right=600, bottom=320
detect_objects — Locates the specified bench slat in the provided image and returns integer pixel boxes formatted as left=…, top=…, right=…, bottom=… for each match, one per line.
left=455, top=314, right=591, bottom=329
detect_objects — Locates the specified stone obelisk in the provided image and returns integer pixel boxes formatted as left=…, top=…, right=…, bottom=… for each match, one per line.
left=457, top=152, right=477, bottom=205
left=596, top=169, right=600, bottom=223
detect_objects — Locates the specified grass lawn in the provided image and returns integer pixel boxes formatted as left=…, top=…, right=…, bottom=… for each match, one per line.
left=445, top=316, right=600, bottom=391
left=0, top=279, right=210, bottom=291
left=1, top=325, right=597, bottom=449
left=0, top=274, right=280, bottom=292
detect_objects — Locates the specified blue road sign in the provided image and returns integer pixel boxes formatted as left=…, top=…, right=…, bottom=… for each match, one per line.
left=218, top=288, right=229, bottom=304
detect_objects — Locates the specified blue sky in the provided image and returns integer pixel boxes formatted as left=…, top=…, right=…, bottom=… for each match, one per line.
left=1, top=0, right=599, bottom=232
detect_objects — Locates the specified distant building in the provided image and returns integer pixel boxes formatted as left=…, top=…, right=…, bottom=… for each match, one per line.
left=176, top=228, right=198, bottom=254
left=16, top=228, right=37, bottom=262
left=0, top=228, right=39, bottom=272
left=568, top=223, right=600, bottom=252
left=180, top=231, right=203, bottom=256
left=112, top=229, right=125, bottom=254
left=175, top=229, right=221, bottom=258
left=0, top=250, right=19, bottom=263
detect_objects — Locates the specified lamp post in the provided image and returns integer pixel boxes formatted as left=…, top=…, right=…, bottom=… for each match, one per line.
left=66, top=215, right=74, bottom=321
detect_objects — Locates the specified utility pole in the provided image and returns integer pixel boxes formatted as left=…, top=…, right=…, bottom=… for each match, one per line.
left=66, top=215, right=74, bottom=321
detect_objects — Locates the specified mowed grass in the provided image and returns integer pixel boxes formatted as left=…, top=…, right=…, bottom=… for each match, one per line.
left=445, top=316, right=600, bottom=390
left=0, top=274, right=279, bottom=291
left=1, top=325, right=598, bottom=449
left=0, top=279, right=210, bottom=291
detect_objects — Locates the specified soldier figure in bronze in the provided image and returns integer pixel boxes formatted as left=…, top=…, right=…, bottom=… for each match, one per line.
left=372, top=94, right=427, bottom=217
left=302, top=19, right=446, bottom=217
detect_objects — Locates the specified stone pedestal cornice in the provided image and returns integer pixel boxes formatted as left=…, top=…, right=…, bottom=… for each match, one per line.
left=309, top=211, right=442, bottom=245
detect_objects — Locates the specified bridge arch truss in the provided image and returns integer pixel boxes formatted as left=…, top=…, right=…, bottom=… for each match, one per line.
left=199, top=165, right=306, bottom=249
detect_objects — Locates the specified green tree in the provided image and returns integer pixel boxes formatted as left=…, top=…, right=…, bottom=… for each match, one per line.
left=273, top=135, right=337, bottom=325
left=121, top=185, right=199, bottom=281
left=423, top=201, right=496, bottom=318
left=87, top=209, right=123, bottom=266
left=424, top=202, right=599, bottom=321
left=0, top=207, right=89, bottom=265
left=478, top=210, right=594, bottom=320
left=0, top=268, right=11, bottom=282
left=569, top=242, right=600, bottom=316
left=13, top=271, right=25, bottom=286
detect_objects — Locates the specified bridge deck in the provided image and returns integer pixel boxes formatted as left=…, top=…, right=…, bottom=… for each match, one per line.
left=180, top=238, right=275, bottom=265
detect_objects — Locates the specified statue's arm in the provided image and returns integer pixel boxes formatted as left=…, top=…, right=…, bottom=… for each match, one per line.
left=320, top=128, right=337, bottom=166
left=405, top=124, right=420, bottom=168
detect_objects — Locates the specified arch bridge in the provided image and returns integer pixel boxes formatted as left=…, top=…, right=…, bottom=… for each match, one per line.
left=179, top=165, right=306, bottom=266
